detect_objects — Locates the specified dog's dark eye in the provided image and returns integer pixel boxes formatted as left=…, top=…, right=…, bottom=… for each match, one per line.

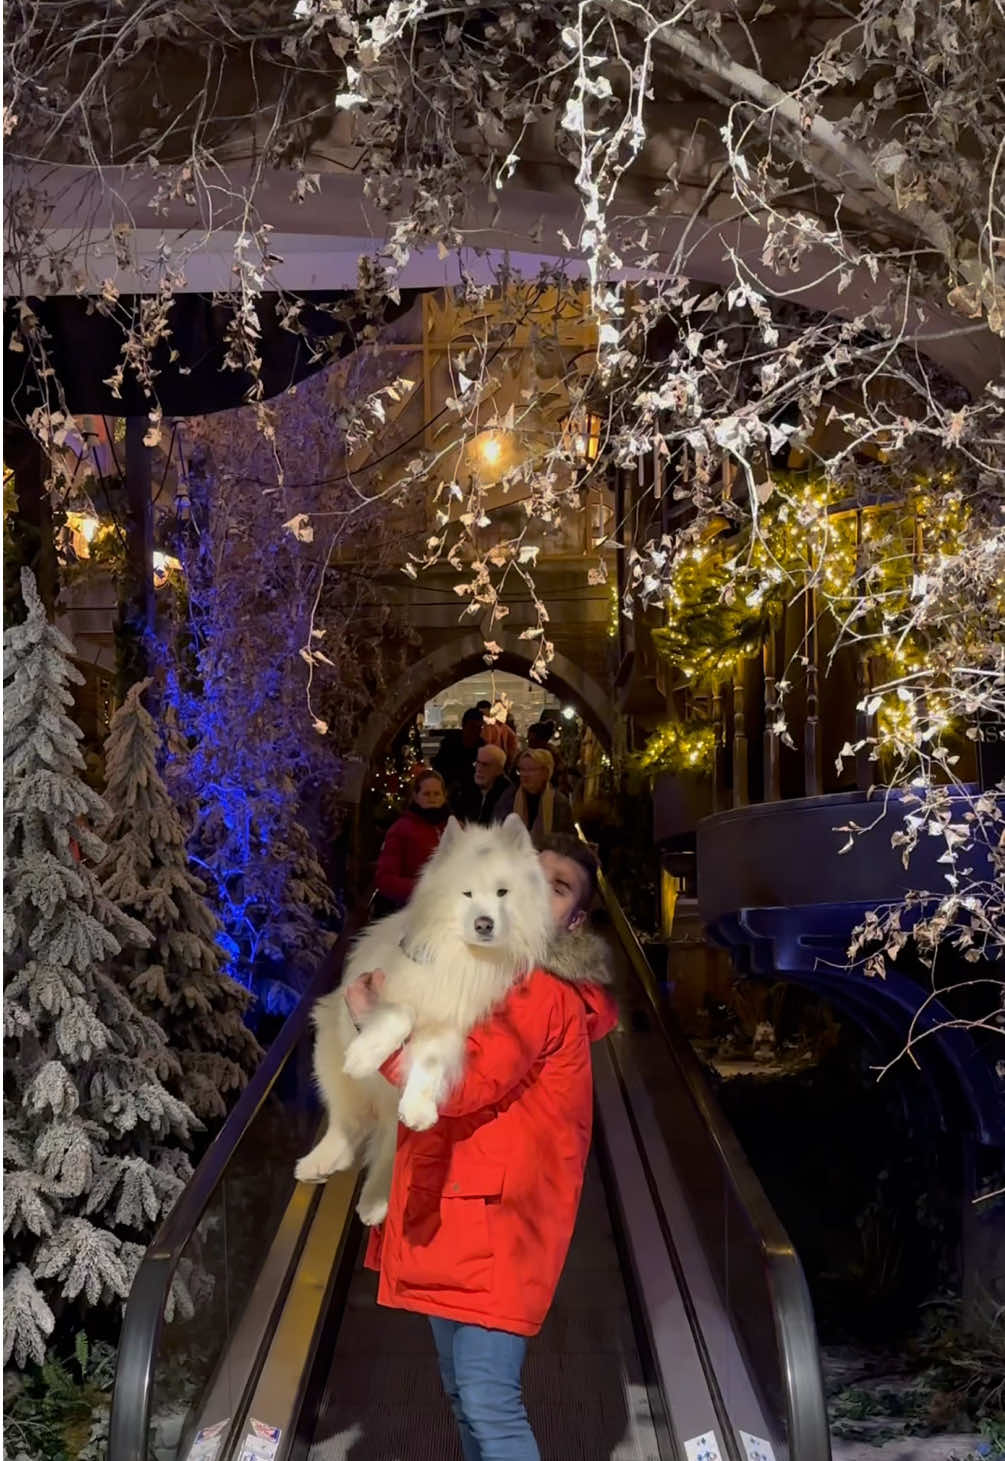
left=462, top=890, right=472, bottom=898
left=497, top=888, right=509, bottom=898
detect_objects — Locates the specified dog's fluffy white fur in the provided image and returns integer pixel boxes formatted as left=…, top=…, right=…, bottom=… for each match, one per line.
left=295, top=814, right=553, bottom=1224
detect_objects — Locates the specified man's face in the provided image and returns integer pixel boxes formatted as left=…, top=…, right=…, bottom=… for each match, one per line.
left=539, top=851, right=589, bottom=931
left=474, top=749, right=503, bottom=789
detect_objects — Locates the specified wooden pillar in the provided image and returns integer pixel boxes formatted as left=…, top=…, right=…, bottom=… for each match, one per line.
left=732, top=664, right=749, bottom=808
left=853, top=510, right=876, bottom=790
left=614, top=468, right=628, bottom=664
left=855, top=651, right=876, bottom=790
left=712, top=680, right=727, bottom=812
left=804, top=583, right=823, bottom=796
left=421, top=292, right=434, bottom=453
left=762, top=622, right=781, bottom=802
left=3, top=424, right=57, bottom=619
left=117, top=416, right=155, bottom=693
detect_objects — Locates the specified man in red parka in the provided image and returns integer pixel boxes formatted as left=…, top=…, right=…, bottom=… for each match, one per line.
left=347, top=836, right=618, bottom=1461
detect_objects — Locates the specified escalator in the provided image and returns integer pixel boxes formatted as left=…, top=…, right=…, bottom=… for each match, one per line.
left=109, top=875, right=832, bottom=1461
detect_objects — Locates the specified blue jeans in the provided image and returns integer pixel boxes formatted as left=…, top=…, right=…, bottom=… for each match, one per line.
left=429, top=1317, right=540, bottom=1461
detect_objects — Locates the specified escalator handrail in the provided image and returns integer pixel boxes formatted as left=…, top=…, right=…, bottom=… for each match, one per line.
left=597, top=869, right=831, bottom=1458
left=108, top=935, right=348, bottom=1461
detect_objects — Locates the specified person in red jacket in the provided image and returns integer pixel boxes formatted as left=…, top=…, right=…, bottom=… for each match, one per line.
left=347, top=836, right=618, bottom=1461
left=373, top=769, right=449, bottom=911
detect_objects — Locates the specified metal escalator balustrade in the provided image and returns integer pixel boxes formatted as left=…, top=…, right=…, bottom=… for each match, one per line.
left=108, top=935, right=352, bottom=1461
left=595, top=867, right=831, bottom=1461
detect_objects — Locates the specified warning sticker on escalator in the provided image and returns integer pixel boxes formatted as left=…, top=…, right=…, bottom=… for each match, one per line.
left=187, top=1420, right=229, bottom=1461
left=238, top=1418, right=282, bottom=1461
left=739, top=1434, right=776, bottom=1461
left=684, top=1433, right=722, bottom=1461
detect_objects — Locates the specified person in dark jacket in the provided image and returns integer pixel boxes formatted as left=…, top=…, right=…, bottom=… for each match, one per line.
left=373, top=769, right=449, bottom=910
left=526, top=720, right=562, bottom=781
left=460, top=743, right=511, bottom=826
left=433, top=708, right=485, bottom=813
left=494, top=749, right=575, bottom=848
left=477, top=698, right=519, bottom=766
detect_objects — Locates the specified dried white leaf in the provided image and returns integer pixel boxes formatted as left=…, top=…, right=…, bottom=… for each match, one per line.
left=282, top=514, right=314, bottom=543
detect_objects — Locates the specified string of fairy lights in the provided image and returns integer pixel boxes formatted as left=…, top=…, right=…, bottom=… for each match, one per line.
left=638, top=473, right=982, bottom=777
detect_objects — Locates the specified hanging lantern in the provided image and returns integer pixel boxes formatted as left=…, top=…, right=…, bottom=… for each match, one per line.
left=561, top=410, right=602, bottom=463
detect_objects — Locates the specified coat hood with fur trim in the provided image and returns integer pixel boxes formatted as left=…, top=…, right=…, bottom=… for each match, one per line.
left=542, top=923, right=614, bottom=987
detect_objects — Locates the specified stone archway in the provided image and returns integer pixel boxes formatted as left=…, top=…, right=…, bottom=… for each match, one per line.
left=354, top=628, right=615, bottom=772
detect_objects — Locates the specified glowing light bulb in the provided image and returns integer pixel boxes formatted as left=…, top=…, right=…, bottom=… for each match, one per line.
left=79, top=515, right=99, bottom=543
left=152, top=551, right=182, bottom=587
left=480, top=435, right=502, bottom=467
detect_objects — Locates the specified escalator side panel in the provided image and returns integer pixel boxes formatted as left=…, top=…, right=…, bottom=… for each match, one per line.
left=179, top=1182, right=323, bottom=1461
left=606, top=1036, right=782, bottom=1458
left=596, top=876, right=830, bottom=1460
left=593, top=1112, right=679, bottom=1461
left=594, top=1042, right=723, bottom=1456
left=287, top=1212, right=365, bottom=1461
left=230, top=1170, right=358, bottom=1461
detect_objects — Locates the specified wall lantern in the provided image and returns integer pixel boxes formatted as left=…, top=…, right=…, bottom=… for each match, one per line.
left=561, top=411, right=602, bottom=464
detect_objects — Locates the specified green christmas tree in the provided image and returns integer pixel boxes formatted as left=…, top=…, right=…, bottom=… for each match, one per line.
left=100, top=680, right=262, bottom=1123
left=3, top=571, right=197, bottom=1370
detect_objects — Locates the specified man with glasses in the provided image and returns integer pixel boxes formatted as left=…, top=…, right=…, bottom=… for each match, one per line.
left=462, top=743, right=511, bottom=826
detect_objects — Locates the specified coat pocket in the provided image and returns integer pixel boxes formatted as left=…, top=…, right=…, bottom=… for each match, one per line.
left=397, top=1159, right=504, bottom=1295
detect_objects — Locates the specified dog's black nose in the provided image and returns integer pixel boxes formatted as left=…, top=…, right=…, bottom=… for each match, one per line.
left=474, top=915, right=494, bottom=938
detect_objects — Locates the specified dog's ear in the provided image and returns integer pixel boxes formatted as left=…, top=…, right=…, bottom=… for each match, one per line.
left=500, top=813, right=533, bottom=851
left=438, top=816, right=463, bottom=852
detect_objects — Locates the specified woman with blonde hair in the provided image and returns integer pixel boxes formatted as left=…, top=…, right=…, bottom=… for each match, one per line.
left=493, top=748, right=575, bottom=848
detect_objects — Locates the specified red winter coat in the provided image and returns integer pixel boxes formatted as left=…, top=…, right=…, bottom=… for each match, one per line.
left=365, top=946, right=619, bottom=1337
left=374, top=808, right=445, bottom=907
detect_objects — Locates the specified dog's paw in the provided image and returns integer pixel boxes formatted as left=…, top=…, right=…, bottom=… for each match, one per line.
left=295, top=1152, right=331, bottom=1185
left=398, top=1089, right=439, bottom=1132
left=342, top=1032, right=383, bottom=1079
left=356, top=1194, right=389, bottom=1226
left=295, top=1133, right=353, bottom=1183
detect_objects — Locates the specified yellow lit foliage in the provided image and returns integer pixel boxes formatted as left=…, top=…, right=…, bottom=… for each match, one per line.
left=643, top=473, right=972, bottom=776
left=632, top=719, right=717, bottom=777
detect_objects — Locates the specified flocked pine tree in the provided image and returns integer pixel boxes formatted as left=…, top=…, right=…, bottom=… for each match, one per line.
left=100, top=679, right=262, bottom=1122
left=3, top=570, right=198, bottom=1370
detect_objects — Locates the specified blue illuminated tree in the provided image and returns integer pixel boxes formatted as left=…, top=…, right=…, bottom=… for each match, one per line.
left=3, top=571, right=196, bottom=1370
left=100, top=679, right=262, bottom=1123
left=159, top=437, right=338, bottom=1011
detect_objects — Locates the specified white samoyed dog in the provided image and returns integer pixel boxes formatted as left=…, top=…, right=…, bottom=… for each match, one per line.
left=295, top=813, right=553, bottom=1224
